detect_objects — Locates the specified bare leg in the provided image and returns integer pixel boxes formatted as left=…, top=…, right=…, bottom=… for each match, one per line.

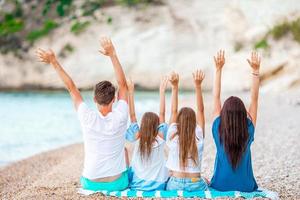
left=125, top=147, right=129, bottom=167
left=203, top=176, right=210, bottom=185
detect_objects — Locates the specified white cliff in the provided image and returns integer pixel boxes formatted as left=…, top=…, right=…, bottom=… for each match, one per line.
left=0, top=0, right=299, bottom=92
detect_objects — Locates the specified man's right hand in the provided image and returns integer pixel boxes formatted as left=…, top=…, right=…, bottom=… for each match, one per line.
left=99, top=37, right=116, bottom=57
left=36, top=48, right=57, bottom=64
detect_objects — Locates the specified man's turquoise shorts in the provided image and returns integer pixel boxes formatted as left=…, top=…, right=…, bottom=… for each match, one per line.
left=80, top=170, right=129, bottom=191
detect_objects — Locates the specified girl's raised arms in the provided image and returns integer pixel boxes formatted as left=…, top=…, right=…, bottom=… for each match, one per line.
left=212, top=50, right=225, bottom=119
left=169, top=72, right=179, bottom=124
left=247, top=52, right=261, bottom=126
left=159, top=76, right=169, bottom=124
left=193, top=70, right=205, bottom=137
left=125, top=78, right=140, bottom=142
left=158, top=76, right=169, bottom=139
left=127, top=78, right=137, bottom=123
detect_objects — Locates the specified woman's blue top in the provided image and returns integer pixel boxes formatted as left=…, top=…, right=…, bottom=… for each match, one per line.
left=210, top=116, right=258, bottom=192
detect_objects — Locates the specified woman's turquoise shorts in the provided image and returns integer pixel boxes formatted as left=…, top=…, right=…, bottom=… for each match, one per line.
left=80, top=170, right=129, bottom=191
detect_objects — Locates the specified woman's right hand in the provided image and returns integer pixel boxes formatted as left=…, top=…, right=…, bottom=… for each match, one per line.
left=247, top=51, right=261, bottom=72
left=214, top=50, right=225, bottom=70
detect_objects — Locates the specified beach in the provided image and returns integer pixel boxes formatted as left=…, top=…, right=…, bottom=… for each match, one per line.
left=1, top=0, right=300, bottom=199
left=1, top=92, right=300, bottom=199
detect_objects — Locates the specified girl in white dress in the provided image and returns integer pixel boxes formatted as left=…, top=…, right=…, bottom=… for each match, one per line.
left=125, top=77, right=169, bottom=191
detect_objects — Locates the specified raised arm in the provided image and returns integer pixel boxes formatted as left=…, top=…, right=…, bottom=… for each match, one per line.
left=213, top=50, right=225, bottom=118
left=193, top=70, right=205, bottom=137
left=169, top=72, right=179, bottom=124
left=36, top=49, right=83, bottom=109
left=99, top=37, right=128, bottom=102
left=159, top=76, right=168, bottom=124
left=127, top=78, right=137, bottom=123
left=247, top=52, right=261, bottom=126
left=125, top=78, right=139, bottom=142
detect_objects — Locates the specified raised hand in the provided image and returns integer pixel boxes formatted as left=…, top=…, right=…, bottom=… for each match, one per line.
left=212, top=50, right=224, bottom=118
left=247, top=52, right=261, bottom=72
left=99, top=37, right=116, bottom=57
left=99, top=37, right=128, bottom=101
left=159, top=75, right=168, bottom=125
left=193, top=69, right=205, bottom=135
left=127, top=78, right=134, bottom=93
left=214, top=50, right=225, bottom=70
left=160, top=76, right=169, bottom=93
left=169, top=71, right=179, bottom=124
left=193, top=69, right=205, bottom=87
left=169, top=72, right=179, bottom=87
left=36, top=48, right=83, bottom=109
left=127, top=77, right=137, bottom=123
left=36, top=48, right=57, bottom=64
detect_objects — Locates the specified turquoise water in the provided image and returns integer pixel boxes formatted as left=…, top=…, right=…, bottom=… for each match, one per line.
left=0, top=91, right=194, bottom=165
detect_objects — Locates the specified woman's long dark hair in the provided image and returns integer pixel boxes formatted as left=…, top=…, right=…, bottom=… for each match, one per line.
left=219, top=96, right=249, bottom=170
left=139, top=112, right=160, bottom=161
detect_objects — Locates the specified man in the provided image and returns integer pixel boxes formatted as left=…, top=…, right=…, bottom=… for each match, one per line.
left=36, top=37, right=129, bottom=191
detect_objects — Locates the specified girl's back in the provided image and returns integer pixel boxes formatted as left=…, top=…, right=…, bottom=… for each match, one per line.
left=126, top=77, right=170, bottom=191
left=165, top=71, right=208, bottom=192
left=129, top=123, right=169, bottom=191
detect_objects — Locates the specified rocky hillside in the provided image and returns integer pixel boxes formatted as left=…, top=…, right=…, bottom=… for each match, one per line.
left=0, top=0, right=300, bottom=92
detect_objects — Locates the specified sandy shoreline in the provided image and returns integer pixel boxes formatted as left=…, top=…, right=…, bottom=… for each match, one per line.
left=1, top=93, right=300, bottom=199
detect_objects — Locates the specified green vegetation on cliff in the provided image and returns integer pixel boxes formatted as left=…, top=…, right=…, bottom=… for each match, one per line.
left=255, top=17, right=300, bottom=50
left=0, top=0, right=161, bottom=56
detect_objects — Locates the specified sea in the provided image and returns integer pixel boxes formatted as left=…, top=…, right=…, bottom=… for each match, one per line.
left=0, top=90, right=194, bottom=166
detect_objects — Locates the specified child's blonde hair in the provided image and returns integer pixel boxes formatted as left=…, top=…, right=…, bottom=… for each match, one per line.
left=139, top=112, right=160, bottom=161
left=173, top=107, right=198, bottom=169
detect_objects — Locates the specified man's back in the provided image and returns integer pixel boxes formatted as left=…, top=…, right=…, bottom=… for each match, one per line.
left=77, top=100, right=128, bottom=179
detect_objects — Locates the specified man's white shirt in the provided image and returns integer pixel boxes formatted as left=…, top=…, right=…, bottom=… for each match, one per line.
left=77, top=100, right=128, bottom=179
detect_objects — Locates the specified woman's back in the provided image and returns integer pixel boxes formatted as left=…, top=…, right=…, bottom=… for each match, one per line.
left=210, top=51, right=261, bottom=192
left=210, top=116, right=258, bottom=192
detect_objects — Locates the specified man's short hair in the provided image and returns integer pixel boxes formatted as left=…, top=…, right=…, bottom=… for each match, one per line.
left=94, top=81, right=116, bottom=105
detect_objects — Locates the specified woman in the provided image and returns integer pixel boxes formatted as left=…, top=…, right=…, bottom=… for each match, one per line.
left=210, top=50, right=260, bottom=192
left=165, top=70, right=208, bottom=192
left=125, top=76, right=169, bottom=191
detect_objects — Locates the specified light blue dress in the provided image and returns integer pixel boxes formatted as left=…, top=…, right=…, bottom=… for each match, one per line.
left=126, top=123, right=169, bottom=191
